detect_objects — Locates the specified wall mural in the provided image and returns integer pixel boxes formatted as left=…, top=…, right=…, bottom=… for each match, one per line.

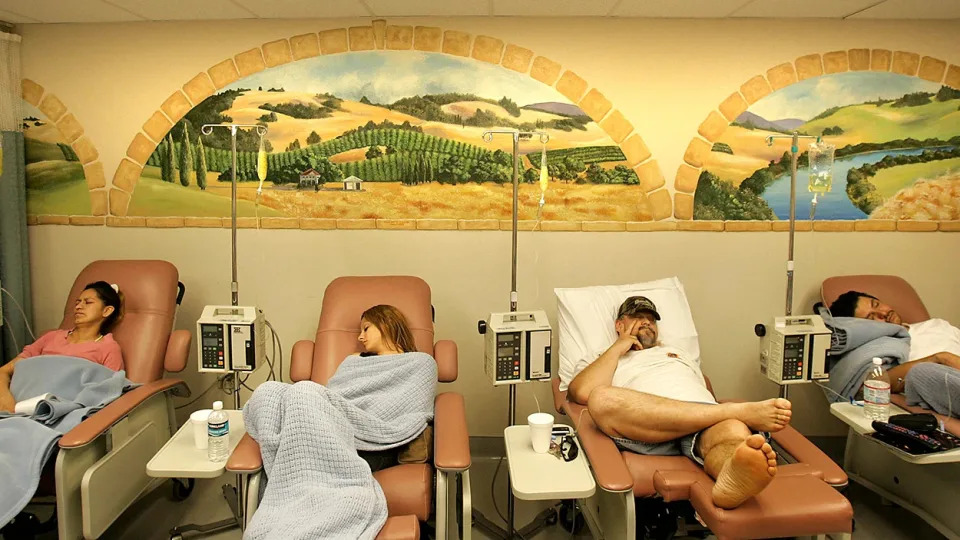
left=126, top=51, right=644, bottom=221
left=22, top=104, right=91, bottom=216
left=696, top=72, right=960, bottom=221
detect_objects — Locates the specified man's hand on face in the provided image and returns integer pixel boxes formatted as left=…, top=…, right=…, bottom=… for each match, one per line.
left=616, top=319, right=643, bottom=353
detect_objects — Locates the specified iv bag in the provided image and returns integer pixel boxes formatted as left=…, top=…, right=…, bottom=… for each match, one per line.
left=538, top=145, right=548, bottom=193
left=807, top=141, right=835, bottom=194
left=257, top=137, right=268, bottom=182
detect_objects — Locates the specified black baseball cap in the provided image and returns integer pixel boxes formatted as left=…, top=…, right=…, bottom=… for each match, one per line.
left=617, top=296, right=660, bottom=320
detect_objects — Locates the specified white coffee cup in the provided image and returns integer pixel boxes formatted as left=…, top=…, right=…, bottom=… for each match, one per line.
left=528, top=412, right=554, bottom=454
left=190, top=409, right=212, bottom=449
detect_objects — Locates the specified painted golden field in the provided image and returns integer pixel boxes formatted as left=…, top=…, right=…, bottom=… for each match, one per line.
left=130, top=165, right=649, bottom=221
left=253, top=181, right=649, bottom=221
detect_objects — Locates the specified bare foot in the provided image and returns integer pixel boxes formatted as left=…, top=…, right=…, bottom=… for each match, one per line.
left=711, top=434, right=778, bottom=509
left=733, top=398, right=792, bottom=432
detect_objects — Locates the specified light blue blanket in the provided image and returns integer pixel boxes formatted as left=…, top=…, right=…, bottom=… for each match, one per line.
left=818, top=306, right=911, bottom=403
left=242, top=351, right=437, bottom=540
left=0, top=356, right=134, bottom=526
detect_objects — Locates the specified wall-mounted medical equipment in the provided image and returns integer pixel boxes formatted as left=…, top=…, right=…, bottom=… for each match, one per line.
left=478, top=310, right=552, bottom=385
left=197, top=305, right=265, bottom=374
left=757, top=314, right=831, bottom=384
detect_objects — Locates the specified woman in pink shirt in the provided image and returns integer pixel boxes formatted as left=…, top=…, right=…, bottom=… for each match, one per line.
left=0, top=281, right=124, bottom=413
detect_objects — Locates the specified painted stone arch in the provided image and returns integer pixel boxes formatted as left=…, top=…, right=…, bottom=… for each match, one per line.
left=674, top=49, right=960, bottom=231
left=20, top=79, right=107, bottom=224
left=111, top=20, right=671, bottom=229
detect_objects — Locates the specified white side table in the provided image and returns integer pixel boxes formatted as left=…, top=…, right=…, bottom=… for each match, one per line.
left=504, top=425, right=596, bottom=500
left=830, top=402, right=960, bottom=465
left=147, top=410, right=247, bottom=539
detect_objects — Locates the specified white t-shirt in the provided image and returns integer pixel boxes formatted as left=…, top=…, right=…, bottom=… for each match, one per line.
left=573, top=342, right=717, bottom=404
left=907, top=318, right=960, bottom=361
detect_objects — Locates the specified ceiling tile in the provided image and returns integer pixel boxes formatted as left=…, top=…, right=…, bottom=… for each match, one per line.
left=492, top=0, right=620, bottom=17
left=231, top=0, right=371, bottom=18
left=108, top=0, right=256, bottom=20
left=0, top=0, right=143, bottom=22
left=611, top=0, right=752, bottom=17
left=848, top=0, right=960, bottom=18
left=365, top=0, right=491, bottom=17
left=732, top=0, right=884, bottom=18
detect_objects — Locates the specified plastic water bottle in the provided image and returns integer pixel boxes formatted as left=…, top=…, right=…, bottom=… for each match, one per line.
left=863, top=358, right=891, bottom=422
left=207, top=401, right=230, bottom=462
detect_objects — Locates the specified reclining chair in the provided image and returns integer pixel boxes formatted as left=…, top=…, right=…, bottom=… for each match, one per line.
left=822, top=274, right=960, bottom=538
left=226, top=276, right=472, bottom=540
left=550, top=279, right=853, bottom=539
left=25, top=260, right=191, bottom=539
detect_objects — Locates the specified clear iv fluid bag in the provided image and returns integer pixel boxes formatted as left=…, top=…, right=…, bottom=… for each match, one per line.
left=807, top=141, right=835, bottom=194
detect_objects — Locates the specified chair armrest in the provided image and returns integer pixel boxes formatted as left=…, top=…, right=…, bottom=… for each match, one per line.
left=289, top=339, right=315, bottom=382
left=226, top=433, right=263, bottom=473
left=433, top=392, right=470, bottom=472
left=163, top=329, right=192, bottom=373
left=59, top=379, right=189, bottom=448
left=770, top=426, right=848, bottom=487
left=376, top=515, right=420, bottom=540
left=562, top=402, right=634, bottom=493
left=434, top=340, right=458, bottom=383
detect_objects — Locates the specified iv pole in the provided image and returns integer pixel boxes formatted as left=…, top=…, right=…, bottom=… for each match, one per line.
left=478, top=129, right=550, bottom=540
left=181, top=122, right=267, bottom=537
left=764, top=131, right=820, bottom=400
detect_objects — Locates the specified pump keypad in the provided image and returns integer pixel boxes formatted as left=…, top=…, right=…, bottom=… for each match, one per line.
left=496, top=331, right=521, bottom=381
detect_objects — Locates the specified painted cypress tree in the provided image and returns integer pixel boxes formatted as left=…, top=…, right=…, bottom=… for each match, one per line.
left=179, top=125, right=193, bottom=187
left=163, top=133, right=176, bottom=183
left=159, top=137, right=172, bottom=183
left=196, top=137, right=208, bottom=190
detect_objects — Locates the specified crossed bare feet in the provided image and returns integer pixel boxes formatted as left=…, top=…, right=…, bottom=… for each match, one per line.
left=731, top=398, right=792, bottom=432
left=711, top=434, right=778, bottom=509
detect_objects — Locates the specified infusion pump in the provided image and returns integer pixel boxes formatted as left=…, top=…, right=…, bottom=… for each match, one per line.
left=757, top=314, right=831, bottom=385
left=478, top=310, right=552, bottom=386
left=197, top=305, right=265, bottom=373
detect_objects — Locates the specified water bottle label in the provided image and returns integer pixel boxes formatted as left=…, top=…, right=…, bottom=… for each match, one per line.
left=863, top=381, right=890, bottom=405
left=208, top=420, right=229, bottom=437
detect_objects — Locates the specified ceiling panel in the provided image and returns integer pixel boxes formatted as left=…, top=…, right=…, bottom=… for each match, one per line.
left=231, top=0, right=371, bottom=19
left=108, top=0, right=256, bottom=20
left=365, top=0, right=491, bottom=17
left=491, top=0, right=621, bottom=17
left=731, top=0, right=884, bottom=18
left=611, top=0, right=752, bottom=18
left=0, top=0, right=143, bottom=22
left=0, top=7, right=40, bottom=23
left=848, top=0, right=960, bottom=18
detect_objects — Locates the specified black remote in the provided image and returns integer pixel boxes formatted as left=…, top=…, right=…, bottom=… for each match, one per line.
left=872, top=421, right=944, bottom=451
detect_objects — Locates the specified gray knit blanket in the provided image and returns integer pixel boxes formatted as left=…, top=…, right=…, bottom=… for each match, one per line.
left=0, top=356, right=133, bottom=526
left=242, top=352, right=437, bottom=540
left=817, top=306, right=911, bottom=403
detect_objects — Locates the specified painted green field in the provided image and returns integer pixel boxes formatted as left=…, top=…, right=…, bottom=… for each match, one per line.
left=129, top=166, right=283, bottom=217
left=26, top=161, right=91, bottom=215
left=871, top=157, right=960, bottom=198
left=800, top=99, right=960, bottom=143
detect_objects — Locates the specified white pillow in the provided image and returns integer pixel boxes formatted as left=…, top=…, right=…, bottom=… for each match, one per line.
left=554, top=277, right=700, bottom=391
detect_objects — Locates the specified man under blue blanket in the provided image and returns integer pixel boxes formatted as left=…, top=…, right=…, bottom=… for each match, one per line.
left=830, top=291, right=960, bottom=417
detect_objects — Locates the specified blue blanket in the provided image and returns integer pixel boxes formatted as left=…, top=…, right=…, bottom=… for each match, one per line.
left=817, top=306, right=911, bottom=403
left=242, top=352, right=437, bottom=540
left=0, top=356, right=134, bottom=526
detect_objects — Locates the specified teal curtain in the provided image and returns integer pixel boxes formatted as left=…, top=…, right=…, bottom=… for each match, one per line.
left=0, top=131, right=32, bottom=362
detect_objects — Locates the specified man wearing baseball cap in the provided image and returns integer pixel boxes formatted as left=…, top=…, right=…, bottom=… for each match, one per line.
left=566, top=295, right=792, bottom=509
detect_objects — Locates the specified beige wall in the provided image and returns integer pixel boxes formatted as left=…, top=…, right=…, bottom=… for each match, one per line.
left=19, top=17, right=960, bottom=435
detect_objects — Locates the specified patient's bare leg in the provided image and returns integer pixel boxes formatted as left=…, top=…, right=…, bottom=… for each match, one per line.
left=698, top=422, right=777, bottom=509
left=587, top=386, right=791, bottom=443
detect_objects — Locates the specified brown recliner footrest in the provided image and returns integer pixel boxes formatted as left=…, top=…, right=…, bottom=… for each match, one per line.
left=651, top=466, right=852, bottom=538
left=375, top=515, right=420, bottom=540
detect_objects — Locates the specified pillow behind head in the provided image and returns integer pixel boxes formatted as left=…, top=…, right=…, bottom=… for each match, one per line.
left=554, top=277, right=699, bottom=391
